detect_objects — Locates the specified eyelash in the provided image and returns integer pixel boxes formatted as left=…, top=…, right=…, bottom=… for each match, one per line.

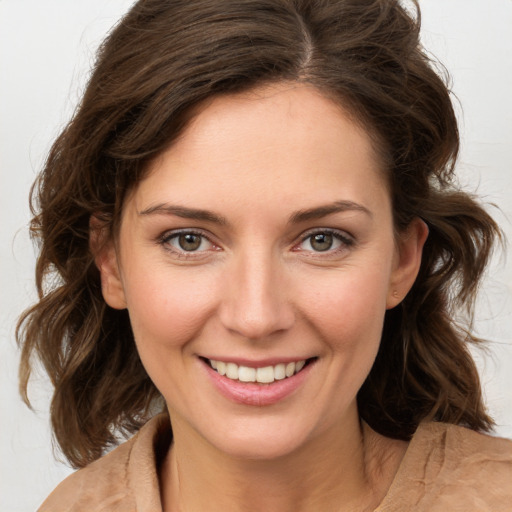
left=158, top=229, right=218, bottom=259
left=157, top=228, right=355, bottom=259
left=294, top=228, right=355, bottom=256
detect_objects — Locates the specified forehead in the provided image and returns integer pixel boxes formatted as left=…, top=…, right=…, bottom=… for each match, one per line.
left=166, top=83, right=380, bottom=166
left=129, top=83, right=390, bottom=218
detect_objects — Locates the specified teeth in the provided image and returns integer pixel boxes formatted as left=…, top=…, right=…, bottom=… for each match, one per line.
left=226, top=362, right=239, bottom=380
left=274, top=363, right=286, bottom=380
left=256, top=366, right=274, bottom=383
left=217, top=361, right=226, bottom=376
left=285, top=362, right=295, bottom=377
left=208, top=359, right=308, bottom=383
left=238, top=366, right=256, bottom=382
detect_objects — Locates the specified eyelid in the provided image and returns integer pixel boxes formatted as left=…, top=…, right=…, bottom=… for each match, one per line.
left=293, top=227, right=355, bottom=253
left=158, top=228, right=221, bottom=256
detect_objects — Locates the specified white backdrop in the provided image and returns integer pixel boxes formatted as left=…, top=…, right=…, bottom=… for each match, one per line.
left=1, top=1, right=511, bottom=510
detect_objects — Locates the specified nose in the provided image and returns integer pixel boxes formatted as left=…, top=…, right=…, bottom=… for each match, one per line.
left=218, top=249, right=295, bottom=340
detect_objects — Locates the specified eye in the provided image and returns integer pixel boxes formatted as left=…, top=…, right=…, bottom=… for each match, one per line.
left=161, top=230, right=216, bottom=254
left=296, top=229, right=354, bottom=254
left=307, top=232, right=335, bottom=252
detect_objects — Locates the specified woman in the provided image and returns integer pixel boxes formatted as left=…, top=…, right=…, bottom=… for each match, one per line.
left=17, top=0, right=512, bottom=510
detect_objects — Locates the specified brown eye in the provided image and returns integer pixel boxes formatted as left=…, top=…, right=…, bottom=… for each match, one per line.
left=178, top=233, right=202, bottom=251
left=310, top=233, right=333, bottom=252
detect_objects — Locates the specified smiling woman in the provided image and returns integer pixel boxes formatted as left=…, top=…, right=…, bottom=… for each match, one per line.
left=16, top=0, right=512, bottom=511
left=95, top=84, right=426, bottom=466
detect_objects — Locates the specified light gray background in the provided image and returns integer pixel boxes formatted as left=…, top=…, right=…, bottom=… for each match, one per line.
left=1, top=1, right=511, bottom=510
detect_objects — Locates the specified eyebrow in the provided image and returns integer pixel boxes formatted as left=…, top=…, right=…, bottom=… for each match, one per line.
left=288, top=200, right=372, bottom=224
left=138, top=200, right=371, bottom=226
left=138, top=204, right=229, bottom=226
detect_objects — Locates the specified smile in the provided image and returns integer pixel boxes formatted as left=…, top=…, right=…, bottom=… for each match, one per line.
left=208, top=359, right=308, bottom=384
left=202, top=357, right=317, bottom=406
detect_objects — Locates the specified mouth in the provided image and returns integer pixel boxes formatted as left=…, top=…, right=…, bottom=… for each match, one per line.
left=202, top=357, right=317, bottom=384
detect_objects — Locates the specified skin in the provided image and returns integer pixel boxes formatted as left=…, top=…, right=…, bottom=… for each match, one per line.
left=96, top=83, right=428, bottom=512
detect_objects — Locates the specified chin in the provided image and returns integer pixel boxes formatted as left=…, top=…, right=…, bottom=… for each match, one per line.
left=195, top=414, right=321, bottom=461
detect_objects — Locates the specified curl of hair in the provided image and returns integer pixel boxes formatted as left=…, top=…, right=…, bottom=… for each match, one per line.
left=18, top=0, right=501, bottom=468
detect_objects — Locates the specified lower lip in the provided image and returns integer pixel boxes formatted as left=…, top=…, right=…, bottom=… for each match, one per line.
left=202, top=360, right=314, bottom=406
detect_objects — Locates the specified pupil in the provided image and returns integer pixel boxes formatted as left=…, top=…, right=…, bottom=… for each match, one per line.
left=179, top=233, right=201, bottom=251
left=311, top=233, right=333, bottom=251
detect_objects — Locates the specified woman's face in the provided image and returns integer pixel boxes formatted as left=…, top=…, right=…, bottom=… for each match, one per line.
left=99, top=83, right=426, bottom=459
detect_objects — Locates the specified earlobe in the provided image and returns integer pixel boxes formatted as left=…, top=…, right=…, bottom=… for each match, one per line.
left=386, top=218, right=429, bottom=309
left=89, top=216, right=127, bottom=310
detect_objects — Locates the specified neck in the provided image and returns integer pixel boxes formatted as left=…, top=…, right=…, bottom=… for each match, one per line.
left=160, top=410, right=407, bottom=512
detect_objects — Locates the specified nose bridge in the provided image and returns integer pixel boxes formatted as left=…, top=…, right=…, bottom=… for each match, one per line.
left=220, top=245, right=294, bottom=340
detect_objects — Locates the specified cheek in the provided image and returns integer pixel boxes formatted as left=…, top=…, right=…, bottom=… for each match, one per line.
left=122, top=264, right=220, bottom=350
left=297, top=263, right=392, bottom=354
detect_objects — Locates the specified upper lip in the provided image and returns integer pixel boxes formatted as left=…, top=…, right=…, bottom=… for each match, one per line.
left=199, top=356, right=314, bottom=368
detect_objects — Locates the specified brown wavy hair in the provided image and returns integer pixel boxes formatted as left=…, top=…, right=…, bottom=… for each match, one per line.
left=18, top=0, right=501, bottom=468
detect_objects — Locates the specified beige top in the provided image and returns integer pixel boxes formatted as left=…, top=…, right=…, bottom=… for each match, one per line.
left=39, top=414, right=512, bottom=512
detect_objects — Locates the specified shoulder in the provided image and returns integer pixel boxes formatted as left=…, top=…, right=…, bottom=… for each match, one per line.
left=409, top=421, right=512, bottom=463
left=380, top=422, right=512, bottom=512
left=37, top=414, right=171, bottom=512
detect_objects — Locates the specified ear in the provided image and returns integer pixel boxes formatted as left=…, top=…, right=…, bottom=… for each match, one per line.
left=386, top=218, right=428, bottom=309
left=89, top=215, right=127, bottom=310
